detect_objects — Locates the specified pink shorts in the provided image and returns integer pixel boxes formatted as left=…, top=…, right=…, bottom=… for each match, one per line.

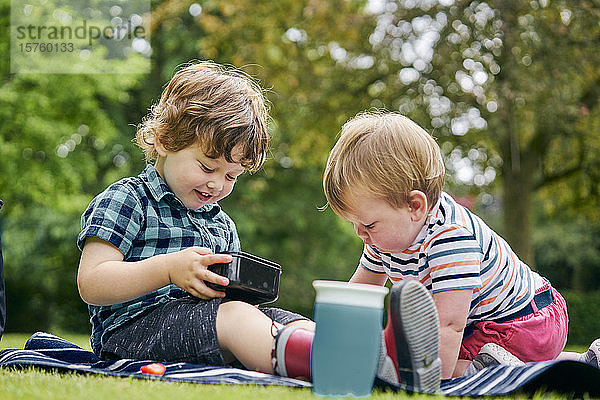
left=459, top=284, right=569, bottom=363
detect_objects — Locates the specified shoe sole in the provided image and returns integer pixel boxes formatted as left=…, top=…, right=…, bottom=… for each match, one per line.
left=476, top=343, right=524, bottom=368
left=589, top=338, right=600, bottom=368
left=390, top=280, right=441, bottom=393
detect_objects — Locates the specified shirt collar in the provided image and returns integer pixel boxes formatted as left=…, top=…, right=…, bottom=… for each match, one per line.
left=426, top=195, right=443, bottom=229
left=139, top=164, right=221, bottom=214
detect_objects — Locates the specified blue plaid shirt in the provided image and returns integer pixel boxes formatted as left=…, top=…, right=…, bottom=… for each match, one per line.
left=77, top=164, right=240, bottom=354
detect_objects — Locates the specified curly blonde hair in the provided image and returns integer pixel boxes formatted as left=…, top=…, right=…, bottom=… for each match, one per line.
left=136, top=61, right=269, bottom=172
left=323, top=111, right=445, bottom=215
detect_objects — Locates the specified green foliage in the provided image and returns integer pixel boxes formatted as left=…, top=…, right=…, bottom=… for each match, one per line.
left=222, top=164, right=363, bottom=318
left=1, top=0, right=599, bottom=343
left=562, top=290, right=600, bottom=347
left=1, top=0, right=377, bottom=331
left=533, top=217, right=600, bottom=292
left=364, top=1, right=600, bottom=263
left=144, top=0, right=379, bottom=318
left=1, top=0, right=146, bottom=332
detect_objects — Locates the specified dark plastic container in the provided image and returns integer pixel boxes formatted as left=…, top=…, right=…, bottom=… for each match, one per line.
left=207, top=251, right=281, bottom=305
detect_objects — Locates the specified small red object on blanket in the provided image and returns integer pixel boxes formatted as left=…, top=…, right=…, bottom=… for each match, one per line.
left=140, top=363, right=166, bottom=375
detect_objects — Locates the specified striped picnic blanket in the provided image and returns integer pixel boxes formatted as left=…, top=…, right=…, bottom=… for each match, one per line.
left=1, top=332, right=599, bottom=396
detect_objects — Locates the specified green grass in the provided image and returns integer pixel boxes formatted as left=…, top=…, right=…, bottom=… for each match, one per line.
left=0, top=333, right=582, bottom=400
left=0, top=332, right=92, bottom=351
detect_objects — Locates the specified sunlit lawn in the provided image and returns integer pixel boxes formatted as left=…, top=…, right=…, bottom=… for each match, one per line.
left=0, top=333, right=587, bottom=400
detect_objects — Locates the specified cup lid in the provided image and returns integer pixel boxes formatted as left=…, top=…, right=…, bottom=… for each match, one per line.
left=312, top=280, right=388, bottom=308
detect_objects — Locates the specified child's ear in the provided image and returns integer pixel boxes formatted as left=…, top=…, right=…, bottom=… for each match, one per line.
left=407, top=190, right=428, bottom=222
left=154, top=136, right=168, bottom=157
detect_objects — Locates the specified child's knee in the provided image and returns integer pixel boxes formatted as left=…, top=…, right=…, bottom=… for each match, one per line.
left=218, top=300, right=249, bottom=313
left=286, top=319, right=316, bottom=332
left=217, top=300, right=263, bottom=323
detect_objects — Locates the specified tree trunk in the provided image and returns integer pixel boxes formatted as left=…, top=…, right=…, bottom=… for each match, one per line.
left=502, top=157, right=534, bottom=266
left=494, top=0, right=535, bottom=266
left=497, top=94, right=535, bottom=266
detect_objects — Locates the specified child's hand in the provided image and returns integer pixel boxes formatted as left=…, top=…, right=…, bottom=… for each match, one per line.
left=166, top=247, right=231, bottom=300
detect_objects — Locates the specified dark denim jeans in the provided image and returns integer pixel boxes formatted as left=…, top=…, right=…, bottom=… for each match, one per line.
left=0, top=199, right=5, bottom=338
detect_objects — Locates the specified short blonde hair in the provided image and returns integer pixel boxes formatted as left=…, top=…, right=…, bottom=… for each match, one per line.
left=323, top=111, right=445, bottom=215
left=136, top=61, right=269, bottom=172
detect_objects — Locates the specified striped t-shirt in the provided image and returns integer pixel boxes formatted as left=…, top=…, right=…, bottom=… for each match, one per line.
left=359, top=192, right=545, bottom=326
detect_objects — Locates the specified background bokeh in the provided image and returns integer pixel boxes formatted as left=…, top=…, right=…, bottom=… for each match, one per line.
left=1, top=0, right=599, bottom=345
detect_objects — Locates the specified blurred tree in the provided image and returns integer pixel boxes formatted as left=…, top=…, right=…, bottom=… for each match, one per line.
left=2, top=0, right=600, bottom=334
left=533, top=216, right=600, bottom=292
left=364, top=0, right=600, bottom=265
left=142, top=0, right=382, bottom=315
left=1, top=0, right=380, bottom=326
left=0, top=0, right=145, bottom=332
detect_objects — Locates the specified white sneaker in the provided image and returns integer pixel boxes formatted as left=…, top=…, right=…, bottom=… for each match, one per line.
left=578, top=338, right=600, bottom=369
left=470, top=343, right=524, bottom=372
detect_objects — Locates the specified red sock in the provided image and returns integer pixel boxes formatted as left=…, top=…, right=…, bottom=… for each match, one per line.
left=274, top=327, right=313, bottom=380
left=383, top=309, right=399, bottom=368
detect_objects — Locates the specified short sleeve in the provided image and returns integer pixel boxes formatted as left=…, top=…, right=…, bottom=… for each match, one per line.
left=426, top=226, right=483, bottom=293
left=78, top=183, right=144, bottom=257
left=225, top=214, right=241, bottom=253
left=359, top=245, right=387, bottom=274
